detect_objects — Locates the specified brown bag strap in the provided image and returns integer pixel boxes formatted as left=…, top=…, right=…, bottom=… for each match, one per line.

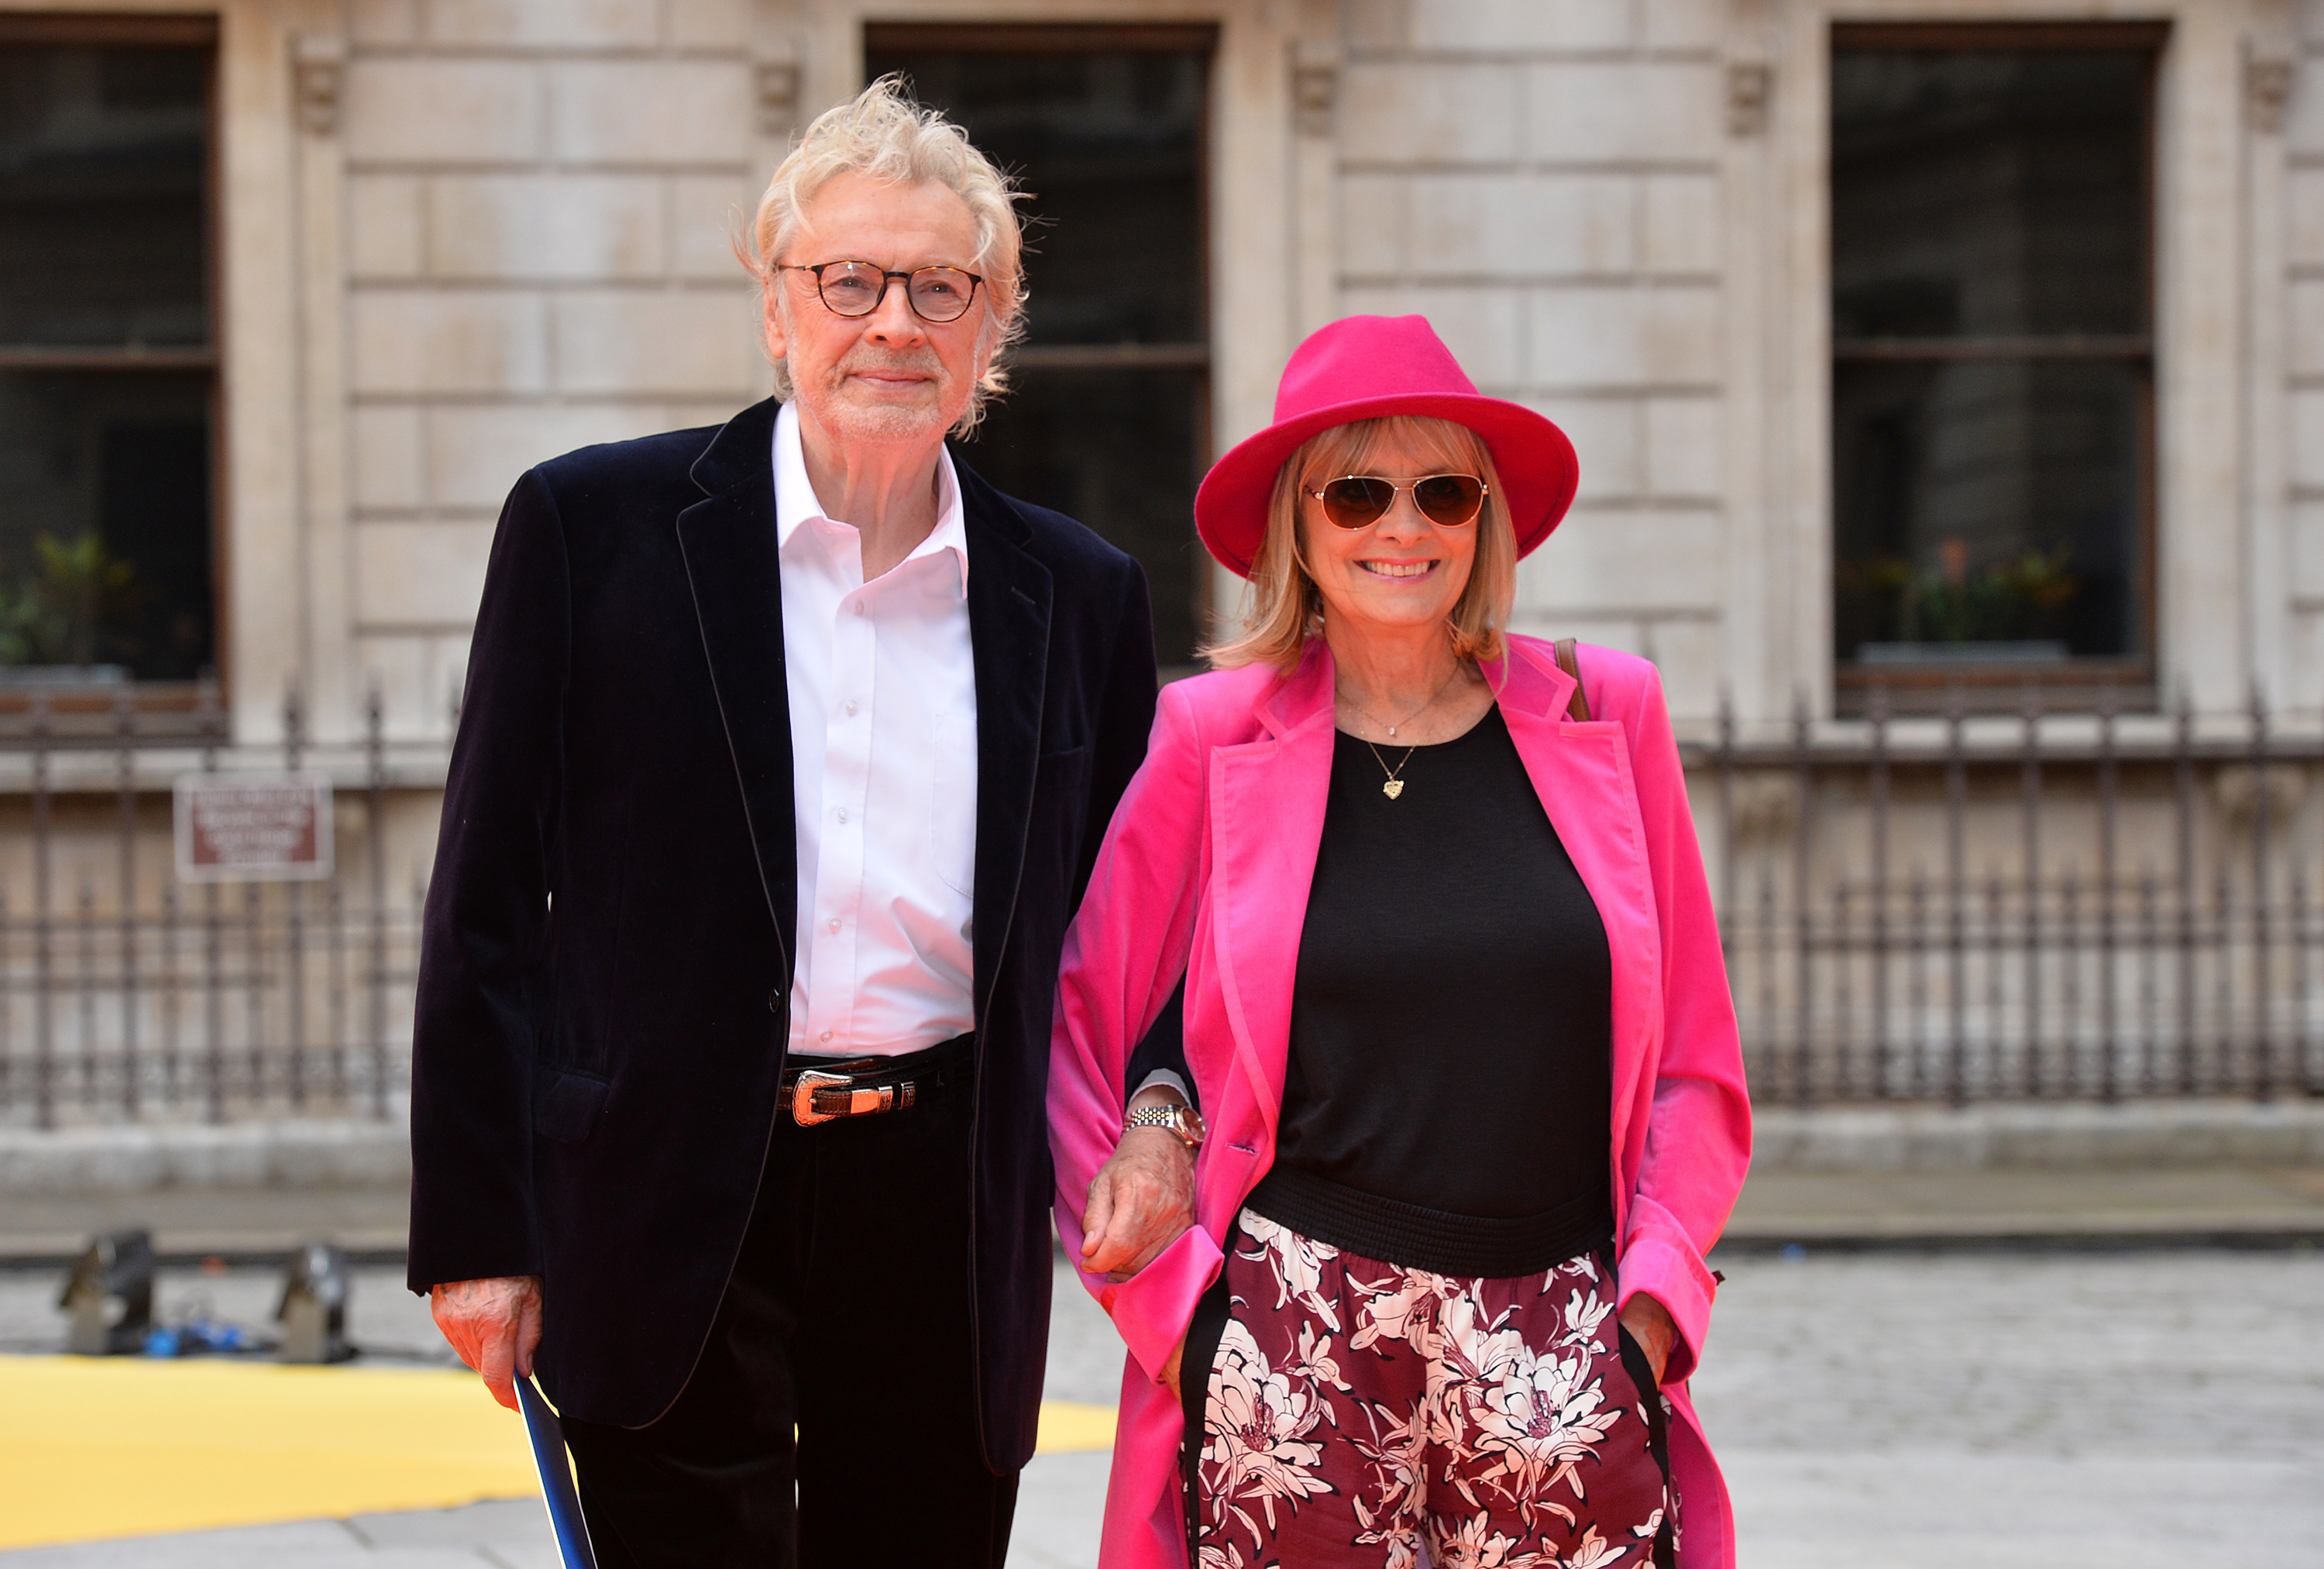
left=1552, top=637, right=1591, bottom=723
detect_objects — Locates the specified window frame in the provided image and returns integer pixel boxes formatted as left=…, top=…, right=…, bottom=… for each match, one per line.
left=1827, top=20, right=2168, bottom=716
left=0, top=10, right=224, bottom=718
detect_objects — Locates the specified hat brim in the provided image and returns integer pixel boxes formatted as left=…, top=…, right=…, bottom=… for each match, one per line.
left=1194, top=391, right=1580, bottom=578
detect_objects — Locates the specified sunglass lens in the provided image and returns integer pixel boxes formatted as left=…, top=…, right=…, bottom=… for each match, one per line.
left=1321, top=477, right=1396, bottom=528
left=1414, top=475, right=1485, bottom=526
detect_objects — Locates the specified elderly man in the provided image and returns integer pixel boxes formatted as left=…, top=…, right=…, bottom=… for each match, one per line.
left=405, top=80, right=1188, bottom=1565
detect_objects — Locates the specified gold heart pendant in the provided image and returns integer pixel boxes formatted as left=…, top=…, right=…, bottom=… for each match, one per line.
left=1382, top=779, right=1404, bottom=800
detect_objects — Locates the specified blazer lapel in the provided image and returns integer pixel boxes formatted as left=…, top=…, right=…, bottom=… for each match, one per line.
left=1493, top=642, right=1664, bottom=1206
left=675, top=397, right=797, bottom=978
left=957, top=462, right=1052, bottom=1023
left=1209, top=642, right=1337, bottom=1134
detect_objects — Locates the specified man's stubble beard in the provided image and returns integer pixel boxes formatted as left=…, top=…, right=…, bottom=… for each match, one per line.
left=772, top=289, right=994, bottom=448
left=811, top=349, right=960, bottom=446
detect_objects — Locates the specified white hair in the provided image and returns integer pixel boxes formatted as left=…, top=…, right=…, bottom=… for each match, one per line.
left=746, top=74, right=1026, bottom=434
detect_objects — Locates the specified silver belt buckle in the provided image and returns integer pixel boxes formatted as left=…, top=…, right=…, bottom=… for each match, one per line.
left=792, top=1068, right=851, bottom=1127
left=791, top=1068, right=902, bottom=1126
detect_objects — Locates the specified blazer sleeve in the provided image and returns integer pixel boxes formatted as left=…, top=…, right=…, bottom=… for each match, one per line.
left=1125, top=975, right=1192, bottom=1108
left=1614, top=660, right=1752, bottom=1386
left=405, top=468, right=570, bottom=1294
left=1081, top=563, right=1194, bottom=1105
left=1050, top=680, right=1212, bottom=1376
left=1073, top=556, right=1161, bottom=911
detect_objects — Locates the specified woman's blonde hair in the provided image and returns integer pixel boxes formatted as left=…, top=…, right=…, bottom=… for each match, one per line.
left=1204, top=415, right=1515, bottom=672
left=744, top=75, right=1027, bottom=435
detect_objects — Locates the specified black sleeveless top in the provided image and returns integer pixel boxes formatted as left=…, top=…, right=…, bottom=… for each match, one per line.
left=1246, top=706, right=1614, bottom=1276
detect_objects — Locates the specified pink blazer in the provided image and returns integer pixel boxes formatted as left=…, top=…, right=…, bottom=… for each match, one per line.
left=1049, top=634, right=1752, bottom=1569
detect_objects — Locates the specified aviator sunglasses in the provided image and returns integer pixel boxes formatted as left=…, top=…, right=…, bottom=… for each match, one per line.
left=1308, top=473, right=1490, bottom=530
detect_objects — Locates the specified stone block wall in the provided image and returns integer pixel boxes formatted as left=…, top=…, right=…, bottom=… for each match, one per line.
left=339, top=0, right=768, bottom=738
left=1339, top=0, right=1728, bottom=720
left=2291, top=2, right=2324, bottom=715
left=277, top=0, right=2324, bottom=738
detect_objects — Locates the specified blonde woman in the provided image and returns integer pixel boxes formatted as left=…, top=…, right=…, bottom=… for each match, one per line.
left=1051, top=315, right=1751, bottom=1568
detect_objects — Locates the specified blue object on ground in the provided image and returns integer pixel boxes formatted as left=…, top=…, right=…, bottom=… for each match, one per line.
left=140, top=1317, right=254, bottom=1357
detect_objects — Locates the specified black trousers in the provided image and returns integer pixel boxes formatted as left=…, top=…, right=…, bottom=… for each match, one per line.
left=560, top=1046, right=1017, bottom=1568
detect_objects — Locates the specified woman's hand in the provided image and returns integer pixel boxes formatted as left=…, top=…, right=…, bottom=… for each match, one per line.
left=1619, top=1292, right=1677, bottom=1388
left=1080, top=1091, right=1198, bottom=1282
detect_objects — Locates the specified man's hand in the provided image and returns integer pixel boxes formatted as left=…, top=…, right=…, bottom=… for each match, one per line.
left=1081, top=1090, right=1197, bottom=1282
left=1619, top=1292, right=1677, bottom=1389
left=430, top=1275, right=543, bottom=1412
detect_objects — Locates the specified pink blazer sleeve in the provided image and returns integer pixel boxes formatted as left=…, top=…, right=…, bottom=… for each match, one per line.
left=1608, top=661, right=1753, bottom=1386
left=1049, top=681, right=1222, bottom=1379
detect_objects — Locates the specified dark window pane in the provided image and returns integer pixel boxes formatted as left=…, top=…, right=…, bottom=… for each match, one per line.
left=1834, top=357, right=2141, bottom=662
left=960, top=366, right=1202, bottom=667
left=0, top=44, right=208, bottom=348
left=0, top=370, right=214, bottom=679
left=868, top=38, right=1211, bottom=666
left=1832, top=50, right=2147, bottom=340
left=866, top=49, right=1205, bottom=346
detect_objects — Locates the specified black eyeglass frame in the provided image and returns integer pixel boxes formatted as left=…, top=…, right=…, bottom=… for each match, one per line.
left=1306, top=473, right=1491, bottom=530
left=779, top=260, right=987, bottom=323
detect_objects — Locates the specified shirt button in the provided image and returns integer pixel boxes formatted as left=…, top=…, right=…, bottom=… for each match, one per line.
left=852, top=602, right=865, bottom=617
left=827, top=917, right=841, bottom=932
left=844, top=700, right=858, bottom=717
left=835, top=809, right=847, bottom=824
left=820, top=1030, right=833, bottom=1043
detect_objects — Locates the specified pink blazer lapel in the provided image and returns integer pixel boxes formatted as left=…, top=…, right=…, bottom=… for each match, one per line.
left=1208, top=642, right=1337, bottom=1141
left=1490, top=643, right=1664, bottom=1226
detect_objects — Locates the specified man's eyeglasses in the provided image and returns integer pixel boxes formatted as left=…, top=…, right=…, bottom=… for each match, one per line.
left=1308, top=474, right=1489, bottom=530
left=780, top=260, right=985, bottom=324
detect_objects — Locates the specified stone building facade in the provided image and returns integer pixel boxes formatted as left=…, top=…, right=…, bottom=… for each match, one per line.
left=2, top=0, right=2315, bottom=744
left=3, top=1, right=2322, bottom=1119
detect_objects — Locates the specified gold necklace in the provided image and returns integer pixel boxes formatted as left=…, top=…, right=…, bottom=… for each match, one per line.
left=1337, top=666, right=1463, bottom=741
left=1366, top=740, right=1418, bottom=800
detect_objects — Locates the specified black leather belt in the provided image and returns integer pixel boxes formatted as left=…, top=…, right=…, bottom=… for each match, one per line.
left=779, top=1034, right=972, bottom=1127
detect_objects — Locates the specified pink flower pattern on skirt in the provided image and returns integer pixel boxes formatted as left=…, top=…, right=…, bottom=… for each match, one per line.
left=1191, top=1209, right=1674, bottom=1569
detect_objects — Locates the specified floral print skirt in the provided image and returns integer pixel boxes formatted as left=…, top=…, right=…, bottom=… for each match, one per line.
left=1184, top=1209, right=1676, bottom=1569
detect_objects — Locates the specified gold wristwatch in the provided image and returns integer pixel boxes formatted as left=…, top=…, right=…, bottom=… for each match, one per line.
left=1124, top=1101, right=1207, bottom=1151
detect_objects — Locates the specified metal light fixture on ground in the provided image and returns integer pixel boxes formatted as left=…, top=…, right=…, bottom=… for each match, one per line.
left=58, top=1229, right=156, bottom=1355
left=277, top=1240, right=354, bottom=1363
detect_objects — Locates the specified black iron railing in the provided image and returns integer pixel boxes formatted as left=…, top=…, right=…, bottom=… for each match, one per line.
left=1692, top=682, right=2324, bottom=1105
left=5, top=670, right=2319, bottom=1123
left=0, top=683, right=422, bottom=1129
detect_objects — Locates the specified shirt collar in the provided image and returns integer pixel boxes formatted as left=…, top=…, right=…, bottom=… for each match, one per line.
left=772, top=400, right=970, bottom=598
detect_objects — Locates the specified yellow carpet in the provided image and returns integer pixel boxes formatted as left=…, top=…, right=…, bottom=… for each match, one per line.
left=0, top=1355, right=1117, bottom=1550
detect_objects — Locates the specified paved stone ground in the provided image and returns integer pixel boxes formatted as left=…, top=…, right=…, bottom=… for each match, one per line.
left=1693, top=1245, right=2324, bottom=1567
left=3, top=1245, right=2319, bottom=1567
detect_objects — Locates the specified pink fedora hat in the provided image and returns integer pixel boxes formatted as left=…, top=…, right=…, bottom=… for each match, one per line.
left=1194, top=315, right=1579, bottom=578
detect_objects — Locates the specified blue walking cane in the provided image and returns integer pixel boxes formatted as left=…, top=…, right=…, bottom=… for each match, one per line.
left=517, top=1375, right=600, bottom=1569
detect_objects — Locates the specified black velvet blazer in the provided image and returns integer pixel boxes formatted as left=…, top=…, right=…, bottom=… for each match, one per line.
left=406, top=396, right=1158, bottom=1468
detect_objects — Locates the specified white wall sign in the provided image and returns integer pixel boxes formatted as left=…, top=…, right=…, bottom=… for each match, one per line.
left=174, top=772, right=335, bottom=883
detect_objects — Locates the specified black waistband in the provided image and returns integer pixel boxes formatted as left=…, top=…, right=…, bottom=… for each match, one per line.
left=780, top=1032, right=973, bottom=1096
left=1244, top=1164, right=1613, bottom=1279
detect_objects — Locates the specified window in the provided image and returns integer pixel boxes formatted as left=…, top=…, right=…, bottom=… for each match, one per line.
left=1831, top=23, right=2162, bottom=709
left=0, top=15, right=217, bottom=689
left=865, top=25, right=1214, bottom=671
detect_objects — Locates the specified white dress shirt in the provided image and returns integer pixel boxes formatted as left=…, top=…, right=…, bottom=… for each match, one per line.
left=775, top=401, right=978, bottom=1058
